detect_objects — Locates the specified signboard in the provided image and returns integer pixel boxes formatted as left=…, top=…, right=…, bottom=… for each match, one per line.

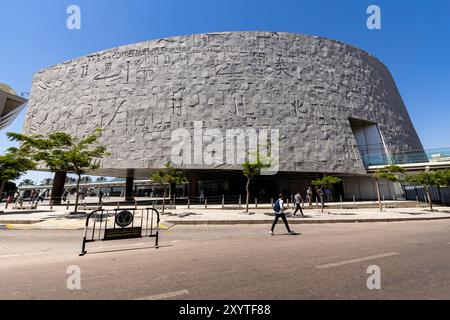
left=104, top=227, right=142, bottom=241
left=115, top=210, right=134, bottom=228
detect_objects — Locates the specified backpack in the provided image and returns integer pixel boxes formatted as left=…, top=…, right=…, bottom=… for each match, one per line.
left=273, top=199, right=281, bottom=212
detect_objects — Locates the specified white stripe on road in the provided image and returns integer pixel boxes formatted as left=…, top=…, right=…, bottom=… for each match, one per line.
left=135, top=289, right=189, bottom=300
left=316, top=252, right=399, bottom=269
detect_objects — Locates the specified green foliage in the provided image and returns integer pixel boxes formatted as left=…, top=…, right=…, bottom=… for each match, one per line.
left=150, top=162, right=188, bottom=186
left=406, top=171, right=441, bottom=187
left=7, top=129, right=110, bottom=176
left=311, top=176, right=342, bottom=187
left=242, top=153, right=271, bottom=180
left=373, top=164, right=405, bottom=182
left=406, top=170, right=450, bottom=187
left=435, top=170, right=450, bottom=187
left=0, top=147, right=36, bottom=182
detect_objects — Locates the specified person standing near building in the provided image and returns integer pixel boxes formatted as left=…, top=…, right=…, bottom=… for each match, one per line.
left=306, top=187, right=313, bottom=206
left=293, top=192, right=305, bottom=217
left=270, top=194, right=295, bottom=236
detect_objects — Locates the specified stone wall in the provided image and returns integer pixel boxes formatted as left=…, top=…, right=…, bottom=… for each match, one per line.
left=24, top=31, right=423, bottom=176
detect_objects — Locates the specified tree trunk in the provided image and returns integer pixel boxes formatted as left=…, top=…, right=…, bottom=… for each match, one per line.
left=0, top=180, right=5, bottom=204
left=375, top=178, right=383, bottom=212
left=245, top=178, right=251, bottom=213
left=74, top=174, right=81, bottom=213
left=425, top=185, right=433, bottom=212
left=162, top=185, right=166, bottom=214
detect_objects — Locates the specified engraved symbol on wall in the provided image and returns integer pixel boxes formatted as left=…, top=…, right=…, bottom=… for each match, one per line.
left=81, top=64, right=89, bottom=78
left=101, top=100, right=126, bottom=128
left=171, top=93, right=184, bottom=116
left=291, top=100, right=304, bottom=117
left=93, top=62, right=120, bottom=81
left=230, top=91, right=246, bottom=116
left=275, top=57, right=293, bottom=77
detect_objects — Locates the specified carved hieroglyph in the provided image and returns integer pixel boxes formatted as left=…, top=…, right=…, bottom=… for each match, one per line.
left=24, top=31, right=423, bottom=175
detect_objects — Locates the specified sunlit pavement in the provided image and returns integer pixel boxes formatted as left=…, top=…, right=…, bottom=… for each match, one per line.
left=1, top=220, right=450, bottom=299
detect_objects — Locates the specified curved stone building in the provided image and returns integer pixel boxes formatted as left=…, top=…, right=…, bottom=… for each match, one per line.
left=24, top=31, right=424, bottom=200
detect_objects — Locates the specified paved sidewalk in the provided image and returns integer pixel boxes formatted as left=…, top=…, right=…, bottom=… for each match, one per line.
left=1, top=201, right=450, bottom=230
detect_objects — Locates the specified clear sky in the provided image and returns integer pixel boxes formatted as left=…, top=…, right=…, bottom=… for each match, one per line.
left=1, top=0, right=449, bottom=184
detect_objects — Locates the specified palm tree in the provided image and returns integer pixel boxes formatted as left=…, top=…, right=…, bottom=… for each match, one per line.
left=19, top=179, right=35, bottom=187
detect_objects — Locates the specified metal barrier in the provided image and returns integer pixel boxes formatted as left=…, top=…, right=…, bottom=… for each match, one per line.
left=80, top=207, right=160, bottom=256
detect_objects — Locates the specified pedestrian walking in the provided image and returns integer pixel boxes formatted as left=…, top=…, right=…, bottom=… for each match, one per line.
left=306, top=187, right=313, bottom=206
left=30, top=189, right=37, bottom=204
left=98, top=190, right=104, bottom=204
left=293, top=191, right=305, bottom=217
left=62, top=190, right=69, bottom=202
left=270, top=194, right=295, bottom=236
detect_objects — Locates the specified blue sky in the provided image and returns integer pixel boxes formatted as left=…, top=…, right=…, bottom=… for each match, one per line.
left=1, top=0, right=449, bottom=183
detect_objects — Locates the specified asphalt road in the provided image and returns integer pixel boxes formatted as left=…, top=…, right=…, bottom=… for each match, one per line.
left=1, top=220, right=450, bottom=299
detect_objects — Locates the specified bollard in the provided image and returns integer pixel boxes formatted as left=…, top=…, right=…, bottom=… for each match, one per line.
left=287, top=198, right=290, bottom=209
left=135, top=200, right=138, bottom=209
left=301, top=198, right=305, bottom=208
left=66, top=201, right=70, bottom=210
left=117, top=202, right=120, bottom=210
left=291, top=194, right=294, bottom=205
left=393, top=195, right=396, bottom=208
left=271, top=198, right=274, bottom=207
left=205, top=199, right=208, bottom=209
left=239, top=195, right=242, bottom=209
left=50, top=200, right=53, bottom=210
left=416, top=195, right=420, bottom=207
left=340, top=195, right=343, bottom=210
left=187, top=198, right=190, bottom=209
left=255, top=198, right=258, bottom=209
left=222, top=194, right=225, bottom=209
left=173, top=194, right=176, bottom=207
left=5, top=201, right=8, bottom=210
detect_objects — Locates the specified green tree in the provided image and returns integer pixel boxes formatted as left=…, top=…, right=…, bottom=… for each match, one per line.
left=19, top=179, right=36, bottom=187
left=7, top=129, right=110, bottom=213
left=80, top=176, right=93, bottom=183
left=0, top=147, right=36, bottom=199
left=372, top=164, right=405, bottom=211
left=40, top=178, right=54, bottom=186
left=406, top=171, right=441, bottom=212
left=435, top=170, right=450, bottom=187
left=150, top=162, right=187, bottom=214
left=242, top=153, right=271, bottom=213
left=311, top=176, right=342, bottom=212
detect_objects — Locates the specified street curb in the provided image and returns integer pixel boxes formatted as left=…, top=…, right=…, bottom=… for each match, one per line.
left=166, top=216, right=450, bottom=225
left=0, top=220, right=44, bottom=225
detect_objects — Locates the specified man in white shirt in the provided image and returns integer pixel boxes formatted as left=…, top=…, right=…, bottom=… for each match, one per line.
left=270, top=194, right=295, bottom=236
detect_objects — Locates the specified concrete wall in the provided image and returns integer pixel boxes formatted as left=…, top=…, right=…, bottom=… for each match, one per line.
left=24, top=31, right=423, bottom=177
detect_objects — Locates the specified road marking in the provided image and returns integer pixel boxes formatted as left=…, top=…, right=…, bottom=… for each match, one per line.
left=135, top=289, right=189, bottom=300
left=316, top=252, right=399, bottom=269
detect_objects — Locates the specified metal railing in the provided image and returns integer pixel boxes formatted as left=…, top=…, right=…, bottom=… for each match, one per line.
left=80, top=207, right=160, bottom=256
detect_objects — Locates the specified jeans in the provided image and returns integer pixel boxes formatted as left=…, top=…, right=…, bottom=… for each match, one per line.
left=293, top=203, right=304, bottom=216
left=271, top=212, right=291, bottom=233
